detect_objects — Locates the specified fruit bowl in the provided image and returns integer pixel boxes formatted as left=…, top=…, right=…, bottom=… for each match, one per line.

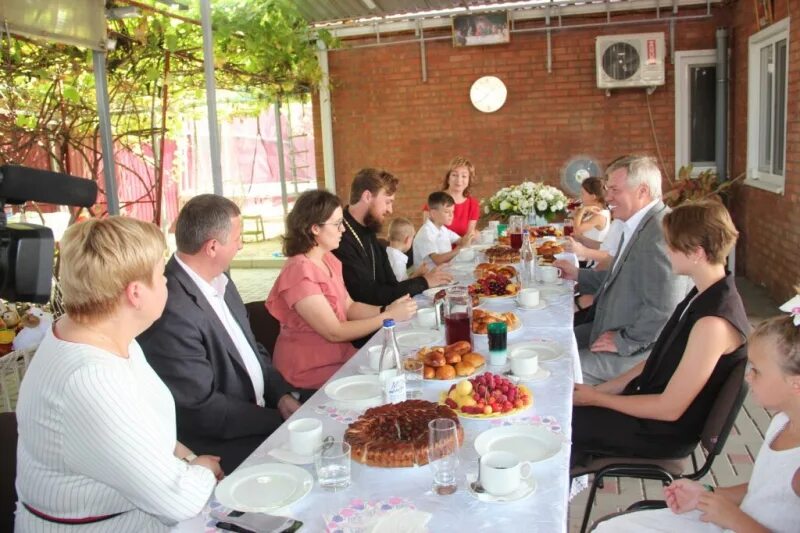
left=469, top=273, right=520, bottom=300
left=439, top=372, right=533, bottom=419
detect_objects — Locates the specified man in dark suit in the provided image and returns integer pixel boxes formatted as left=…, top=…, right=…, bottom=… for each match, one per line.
left=556, top=156, right=690, bottom=384
left=139, top=194, right=300, bottom=472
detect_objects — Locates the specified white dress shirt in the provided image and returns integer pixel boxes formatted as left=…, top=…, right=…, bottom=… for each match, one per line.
left=610, top=199, right=659, bottom=271
left=175, top=255, right=265, bottom=406
left=386, top=246, right=410, bottom=281
left=413, top=219, right=460, bottom=266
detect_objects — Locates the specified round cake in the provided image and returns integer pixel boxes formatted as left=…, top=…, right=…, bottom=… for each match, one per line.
left=344, top=400, right=464, bottom=467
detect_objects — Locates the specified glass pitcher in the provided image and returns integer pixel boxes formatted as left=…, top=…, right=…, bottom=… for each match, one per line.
left=443, top=285, right=472, bottom=347
left=508, top=215, right=524, bottom=250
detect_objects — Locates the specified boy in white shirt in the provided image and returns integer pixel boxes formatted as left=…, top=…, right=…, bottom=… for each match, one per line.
left=387, top=217, right=421, bottom=281
left=413, top=192, right=472, bottom=266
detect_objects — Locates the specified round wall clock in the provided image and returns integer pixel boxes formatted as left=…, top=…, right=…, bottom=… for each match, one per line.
left=469, top=76, right=507, bottom=113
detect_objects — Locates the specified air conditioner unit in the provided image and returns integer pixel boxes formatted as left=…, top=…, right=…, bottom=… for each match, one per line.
left=596, top=32, right=665, bottom=90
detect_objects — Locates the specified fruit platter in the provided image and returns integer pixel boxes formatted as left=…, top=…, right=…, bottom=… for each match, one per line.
left=440, top=372, right=533, bottom=419
left=415, top=342, right=486, bottom=381
left=468, top=272, right=520, bottom=300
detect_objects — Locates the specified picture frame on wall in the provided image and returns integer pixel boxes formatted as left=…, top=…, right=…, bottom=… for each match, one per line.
left=452, top=12, right=510, bottom=47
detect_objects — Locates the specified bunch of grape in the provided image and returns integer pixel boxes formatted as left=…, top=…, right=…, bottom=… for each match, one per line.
left=474, top=273, right=510, bottom=296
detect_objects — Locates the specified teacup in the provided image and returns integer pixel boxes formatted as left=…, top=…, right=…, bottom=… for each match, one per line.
left=416, top=307, right=438, bottom=328
left=539, top=265, right=562, bottom=284
left=288, top=418, right=323, bottom=456
left=479, top=451, right=532, bottom=496
left=367, top=345, right=383, bottom=371
left=481, top=229, right=495, bottom=244
left=518, top=288, right=540, bottom=308
left=509, top=348, right=539, bottom=377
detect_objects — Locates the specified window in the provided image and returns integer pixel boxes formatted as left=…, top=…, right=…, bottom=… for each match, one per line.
left=675, top=50, right=717, bottom=177
left=747, top=17, right=790, bottom=194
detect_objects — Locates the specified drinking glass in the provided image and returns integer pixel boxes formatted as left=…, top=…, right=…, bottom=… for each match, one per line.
left=428, top=418, right=460, bottom=495
left=315, top=440, right=351, bottom=491
left=508, top=215, right=524, bottom=250
left=403, top=356, right=424, bottom=399
left=487, top=321, right=508, bottom=366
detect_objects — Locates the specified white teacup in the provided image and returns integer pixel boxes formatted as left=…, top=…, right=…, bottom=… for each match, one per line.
left=288, top=418, right=323, bottom=456
left=367, top=345, right=383, bottom=371
left=481, top=229, right=495, bottom=244
left=518, top=288, right=540, bottom=308
left=479, top=451, right=532, bottom=496
left=539, top=265, right=562, bottom=284
left=416, top=307, right=437, bottom=328
left=509, top=348, right=540, bottom=377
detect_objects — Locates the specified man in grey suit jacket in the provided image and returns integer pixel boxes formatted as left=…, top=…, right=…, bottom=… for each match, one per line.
left=556, top=156, right=689, bottom=384
left=139, top=195, right=300, bottom=472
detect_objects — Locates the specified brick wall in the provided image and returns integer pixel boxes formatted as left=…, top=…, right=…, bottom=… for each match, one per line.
left=314, top=8, right=725, bottom=221
left=729, top=0, right=800, bottom=302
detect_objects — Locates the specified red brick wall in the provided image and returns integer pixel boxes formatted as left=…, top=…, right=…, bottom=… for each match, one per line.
left=729, top=0, right=800, bottom=302
left=314, top=8, right=726, bottom=226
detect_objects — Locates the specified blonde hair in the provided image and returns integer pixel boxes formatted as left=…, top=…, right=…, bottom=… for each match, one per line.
left=59, top=216, right=166, bottom=323
left=662, top=200, right=739, bottom=265
left=388, top=217, right=414, bottom=243
left=751, top=308, right=800, bottom=377
left=442, top=156, right=475, bottom=197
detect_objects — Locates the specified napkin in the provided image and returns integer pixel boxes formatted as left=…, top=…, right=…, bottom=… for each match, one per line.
left=368, top=509, right=431, bottom=533
left=324, top=498, right=428, bottom=533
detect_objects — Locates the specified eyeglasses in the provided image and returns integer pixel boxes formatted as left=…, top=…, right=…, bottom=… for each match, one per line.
left=319, top=219, right=345, bottom=230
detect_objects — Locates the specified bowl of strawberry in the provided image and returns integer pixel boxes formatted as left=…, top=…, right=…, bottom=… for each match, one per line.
left=440, top=372, right=533, bottom=419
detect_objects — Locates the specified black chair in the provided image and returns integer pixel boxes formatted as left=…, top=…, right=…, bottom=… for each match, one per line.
left=244, top=301, right=281, bottom=357
left=0, top=412, right=18, bottom=532
left=571, top=357, right=749, bottom=533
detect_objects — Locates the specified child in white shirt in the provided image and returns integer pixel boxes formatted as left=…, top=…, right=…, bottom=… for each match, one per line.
left=386, top=217, right=418, bottom=281
left=413, top=192, right=472, bottom=266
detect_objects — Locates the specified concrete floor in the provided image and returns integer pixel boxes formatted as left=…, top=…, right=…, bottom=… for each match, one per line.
left=229, top=269, right=782, bottom=532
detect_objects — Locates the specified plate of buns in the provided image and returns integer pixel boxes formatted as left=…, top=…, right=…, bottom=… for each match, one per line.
left=471, top=308, right=522, bottom=335
left=415, top=341, right=486, bottom=382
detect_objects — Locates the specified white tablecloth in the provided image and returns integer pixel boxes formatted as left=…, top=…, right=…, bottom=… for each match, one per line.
left=177, top=271, right=578, bottom=533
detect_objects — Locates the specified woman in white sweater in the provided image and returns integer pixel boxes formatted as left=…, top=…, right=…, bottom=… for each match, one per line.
left=15, top=217, right=221, bottom=532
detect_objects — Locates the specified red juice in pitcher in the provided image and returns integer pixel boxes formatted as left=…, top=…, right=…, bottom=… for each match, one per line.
left=509, top=232, right=523, bottom=250
left=445, top=312, right=471, bottom=346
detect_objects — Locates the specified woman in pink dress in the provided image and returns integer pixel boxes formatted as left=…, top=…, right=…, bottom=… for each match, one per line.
left=267, top=190, right=417, bottom=390
left=423, top=156, right=480, bottom=237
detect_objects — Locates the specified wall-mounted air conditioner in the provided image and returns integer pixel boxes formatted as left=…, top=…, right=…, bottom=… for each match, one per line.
left=596, top=32, right=666, bottom=90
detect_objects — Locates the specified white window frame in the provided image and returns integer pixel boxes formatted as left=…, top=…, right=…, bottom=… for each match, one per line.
left=674, top=49, right=718, bottom=178
left=746, top=17, right=790, bottom=194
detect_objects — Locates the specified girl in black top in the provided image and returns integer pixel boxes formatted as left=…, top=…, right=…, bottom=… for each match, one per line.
left=571, top=200, right=750, bottom=467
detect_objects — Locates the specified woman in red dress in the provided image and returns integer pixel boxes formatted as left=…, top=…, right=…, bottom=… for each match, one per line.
left=423, top=156, right=480, bottom=238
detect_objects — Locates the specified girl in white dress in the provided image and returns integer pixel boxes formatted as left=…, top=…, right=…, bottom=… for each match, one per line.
left=594, top=303, right=800, bottom=533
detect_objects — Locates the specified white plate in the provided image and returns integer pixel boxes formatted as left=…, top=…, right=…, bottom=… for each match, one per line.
left=323, top=375, right=382, bottom=405
left=466, top=472, right=536, bottom=503
left=474, top=425, right=563, bottom=463
left=505, top=367, right=551, bottom=382
left=395, top=329, right=443, bottom=349
left=508, top=341, right=563, bottom=363
left=215, top=463, right=313, bottom=512
left=421, top=284, right=455, bottom=299
left=479, top=293, right=517, bottom=303
left=515, top=298, right=549, bottom=311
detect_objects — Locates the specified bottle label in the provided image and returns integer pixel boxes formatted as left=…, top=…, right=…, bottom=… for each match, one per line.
left=382, top=372, right=407, bottom=404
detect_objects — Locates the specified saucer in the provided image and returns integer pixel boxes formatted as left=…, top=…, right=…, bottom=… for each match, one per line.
left=267, top=446, right=314, bottom=465
left=358, top=365, right=378, bottom=375
left=537, top=278, right=563, bottom=286
left=466, top=472, right=536, bottom=503
left=504, top=367, right=551, bottom=382
left=515, top=298, right=548, bottom=311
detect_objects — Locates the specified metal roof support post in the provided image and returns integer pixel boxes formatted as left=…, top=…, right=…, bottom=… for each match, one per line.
left=715, top=27, right=728, bottom=182
left=274, top=98, right=289, bottom=217
left=92, top=50, right=120, bottom=215
left=418, top=21, right=428, bottom=82
left=546, top=6, right=552, bottom=74
left=199, top=0, right=223, bottom=195
left=316, top=39, right=336, bottom=193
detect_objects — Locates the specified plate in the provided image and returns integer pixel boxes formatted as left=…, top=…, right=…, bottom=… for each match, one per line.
left=421, top=283, right=457, bottom=299
left=395, top=329, right=443, bottom=349
left=423, top=364, right=485, bottom=383
left=509, top=340, right=563, bottom=363
left=478, top=293, right=518, bottom=303
left=357, top=365, right=377, bottom=375
left=215, top=463, right=313, bottom=512
left=439, top=388, right=533, bottom=420
left=324, top=375, right=382, bottom=406
left=515, top=298, right=549, bottom=311
left=504, top=367, right=551, bottom=382
left=466, top=472, right=536, bottom=503
left=474, top=425, right=563, bottom=463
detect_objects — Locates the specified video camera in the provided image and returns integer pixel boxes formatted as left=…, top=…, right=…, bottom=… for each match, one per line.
left=0, top=165, right=98, bottom=303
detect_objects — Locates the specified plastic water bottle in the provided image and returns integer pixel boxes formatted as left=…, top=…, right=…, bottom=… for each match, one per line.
left=378, top=319, right=406, bottom=404
left=520, top=229, right=536, bottom=286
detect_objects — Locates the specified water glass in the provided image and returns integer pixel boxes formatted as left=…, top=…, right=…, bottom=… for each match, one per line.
left=315, top=440, right=351, bottom=491
left=487, top=322, right=508, bottom=366
left=428, top=418, right=460, bottom=495
left=403, top=356, right=424, bottom=399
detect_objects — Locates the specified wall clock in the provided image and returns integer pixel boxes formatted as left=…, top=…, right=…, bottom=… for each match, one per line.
left=469, top=76, right=507, bottom=113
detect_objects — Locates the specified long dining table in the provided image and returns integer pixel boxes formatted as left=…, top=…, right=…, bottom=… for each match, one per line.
left=177, top=258, right=579, bottom=533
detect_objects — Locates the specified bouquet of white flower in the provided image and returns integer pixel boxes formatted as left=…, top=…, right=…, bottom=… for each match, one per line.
left=483, top=181, right=569, bottom=221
